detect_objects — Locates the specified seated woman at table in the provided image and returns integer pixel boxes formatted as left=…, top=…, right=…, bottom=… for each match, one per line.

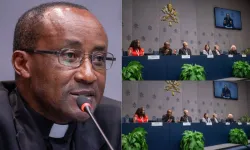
left=203, top=44, right=213, bottom=55
left=128, top=39, right=144, bottom=56
left=133, top=107, right=148, bottom=123
left=228, top=45, right=238, bottom=55
left=201, top=113, right=211, bottom=123
left=212, top=45, right=221, bottom=55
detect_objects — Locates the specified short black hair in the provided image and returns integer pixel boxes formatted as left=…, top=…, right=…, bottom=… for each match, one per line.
left=13, top=2, right=88, bottom=51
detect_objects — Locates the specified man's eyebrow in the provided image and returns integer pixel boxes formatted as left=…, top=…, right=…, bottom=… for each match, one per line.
left=63, top=39, right=82, bottom=47
left=93, top=45, right=106, bottom=51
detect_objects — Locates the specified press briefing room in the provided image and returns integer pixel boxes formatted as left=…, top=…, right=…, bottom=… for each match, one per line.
left=122, top=0, right=250, bottom=150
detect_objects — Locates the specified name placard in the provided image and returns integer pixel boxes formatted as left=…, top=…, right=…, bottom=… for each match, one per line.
left=225, top=122, right=230, bottom=125
left=238, top=122, right=242, bottom=125
left=148, top=55, right=160, bottom=60
left=182, top=55, right=190, bottom=59
left=242, top=54, right=247, bottom=58
left=207, top=55, right=214, bottom=59
left=206, top=122, right=212, bottom=126
left=228, top=55, right=233, bottom=58
left=183, top=122, right=191, bottom=126
left=151, top=122, right=163, bottom=126
left=247, top=122, right=250, bottom=125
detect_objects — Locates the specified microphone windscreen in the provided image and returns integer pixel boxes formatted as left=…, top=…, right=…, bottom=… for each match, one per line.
left=76, top=95, right=90, bottom=109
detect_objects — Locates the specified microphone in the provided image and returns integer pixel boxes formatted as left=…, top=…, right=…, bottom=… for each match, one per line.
left=76, top=96, right=114, bottom=150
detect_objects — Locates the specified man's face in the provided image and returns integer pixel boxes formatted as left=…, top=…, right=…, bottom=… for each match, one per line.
left=28, top=7, right=108, bottom=123
left=183, top=43, right=188, bottom=49
left=227, top=14, right=230, bottom=19
left=165, top=43, right=170, bottom=49
left=184, top=110, right=188, bottom=116
left=167, top=110, right=172, bottom=116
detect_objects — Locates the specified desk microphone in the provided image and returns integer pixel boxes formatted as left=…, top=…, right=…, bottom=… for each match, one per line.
left=76, top=95, right=114, bottom=150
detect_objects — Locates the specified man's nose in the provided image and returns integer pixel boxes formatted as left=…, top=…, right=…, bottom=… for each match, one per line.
left=74, top=60, right=97, bottom=84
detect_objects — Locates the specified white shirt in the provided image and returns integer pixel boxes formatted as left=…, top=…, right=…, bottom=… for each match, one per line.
left=203, top=49, right=213, bottom=55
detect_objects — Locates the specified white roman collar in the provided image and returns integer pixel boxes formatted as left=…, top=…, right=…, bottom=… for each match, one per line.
left=49, top=124, right=69, bottom=138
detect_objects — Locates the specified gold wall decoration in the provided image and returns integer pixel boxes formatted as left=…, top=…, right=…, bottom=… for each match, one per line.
left=161, top=3, right=179, bottom=26
left=164, top=81, right=181, bottom=96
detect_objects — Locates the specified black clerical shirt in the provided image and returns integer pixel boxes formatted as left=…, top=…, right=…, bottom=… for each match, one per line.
left=17, top=90, right=77, bottom=150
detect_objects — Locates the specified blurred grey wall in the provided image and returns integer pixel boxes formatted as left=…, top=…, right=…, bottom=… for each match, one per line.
left=0, top=0, right=122, bottom=101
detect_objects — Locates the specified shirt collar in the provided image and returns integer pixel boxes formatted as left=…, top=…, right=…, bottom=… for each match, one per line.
left=16, top=89, right=76, bottom=140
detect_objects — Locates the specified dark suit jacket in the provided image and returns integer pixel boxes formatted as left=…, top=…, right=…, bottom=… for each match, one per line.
left=159, top=47, right=172, bottom=55
left=162, top=115, right=175, bottom=122
left=228, top=50, right=238, bottom=55
left=221, top=88, right=231, bottom=98
left=180, top=116, right=192, bottom=122
left=0, top=81, right=121, bottom=150
left=212, top=50, right=221, bottom=55
left=178, top=48, right=192, bottom=55
left=225, top=118, right=235, bottom=123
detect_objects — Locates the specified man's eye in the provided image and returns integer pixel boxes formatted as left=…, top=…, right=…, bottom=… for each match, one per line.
left=65, top=52, right=76, bottom=58
left=95, top=56, right=105, bottom=61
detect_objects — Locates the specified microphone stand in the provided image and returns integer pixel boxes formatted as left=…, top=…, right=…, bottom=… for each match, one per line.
left=85, top=106, right=114, bottom=150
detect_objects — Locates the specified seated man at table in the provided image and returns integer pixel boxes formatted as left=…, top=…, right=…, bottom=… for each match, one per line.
left=211, top=113, right=219, bottom=123
left=128, top=39, right=144, bottom=56
left=162, top=109, right=175, bottom=123
left=178, top=42, right=192, bottom=55
left=159, top=42, right=173, bottom=55
left=228, top=45, right=238, bottom=55
left=180, top=110, right=192, bottom=122
left=212, top=45, right=221, bottom=55
left=133, top=107, right=148, bottom=123
left=225, top=114, right=235, bottom=123
left=202, top=113, right=211, bottom=123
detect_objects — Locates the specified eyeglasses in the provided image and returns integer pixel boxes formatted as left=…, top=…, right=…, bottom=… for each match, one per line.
left=19, top=48, right=116, bottom=70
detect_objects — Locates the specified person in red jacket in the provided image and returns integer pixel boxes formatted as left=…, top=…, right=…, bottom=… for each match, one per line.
left=133, top=107, right=148, bottom=123
left=128, top=39, right=144, bottom=56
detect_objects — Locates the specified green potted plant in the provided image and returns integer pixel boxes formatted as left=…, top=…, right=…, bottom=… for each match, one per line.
left=232, top=61, right=250, bottom=78
left=122, top=61, right=144, bottom=80
left=242, top=48, right=250, bottom=55
left=180, top=130, right=204, bottom=150
left=180, top=64, right=206, bottom=80
left=122, top=127, right=148, bottom=150
left=229, top=128, right=248, bottom=146
left=240, top=116, right=250, bottom=123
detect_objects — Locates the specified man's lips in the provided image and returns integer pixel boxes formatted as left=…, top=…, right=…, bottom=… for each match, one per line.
left=70, top=90, right=96, bottom=97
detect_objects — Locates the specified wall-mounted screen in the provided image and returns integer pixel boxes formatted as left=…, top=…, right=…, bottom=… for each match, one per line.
left=213, top=81, right=238, bottom=100
left=214, top=7, right=242, bottom=30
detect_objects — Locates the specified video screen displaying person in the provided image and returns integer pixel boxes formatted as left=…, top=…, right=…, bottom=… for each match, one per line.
left=214, top=7, right=242, bottom=30
left=223, top=13, right=234, bottom=28
left=221, top=84, right=231, bottom=98
left=214, top=81, right=238, bottom=100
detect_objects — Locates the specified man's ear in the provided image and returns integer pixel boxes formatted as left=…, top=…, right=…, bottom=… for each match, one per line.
left=12, top=51, right=32, bottom=78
